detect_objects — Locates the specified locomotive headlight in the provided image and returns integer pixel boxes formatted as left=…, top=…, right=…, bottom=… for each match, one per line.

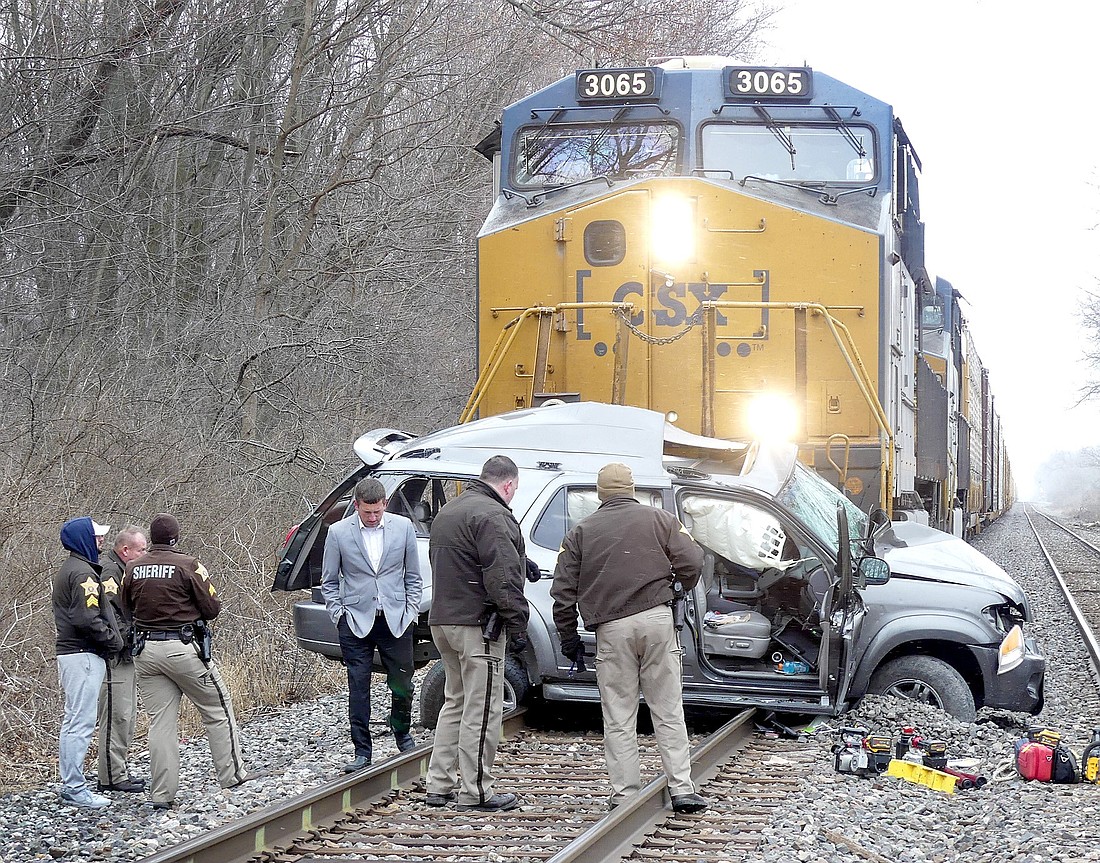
left=746, top=393, right=799, bottom=442
left=650, top=195, right=695, bottom=265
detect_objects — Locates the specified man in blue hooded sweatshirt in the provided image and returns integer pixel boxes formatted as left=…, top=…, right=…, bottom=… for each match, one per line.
left=53, top=516, right=124, bottom=809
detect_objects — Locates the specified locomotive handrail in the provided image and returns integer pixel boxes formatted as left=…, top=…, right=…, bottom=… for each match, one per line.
left=460, top=302, right=636, bottom=424
left=462, top=299, right=895, bottom=516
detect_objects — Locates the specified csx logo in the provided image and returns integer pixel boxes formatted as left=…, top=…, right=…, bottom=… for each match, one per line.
left=611, top=281, right=729, bottom=327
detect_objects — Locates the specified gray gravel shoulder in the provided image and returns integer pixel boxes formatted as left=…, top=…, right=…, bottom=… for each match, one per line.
left=0, top=676, right=424, bottom=863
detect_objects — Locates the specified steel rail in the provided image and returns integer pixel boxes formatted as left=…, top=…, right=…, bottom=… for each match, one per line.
left=1024, top=506, right=1100, bottom=680
left=545, top=707, right=757, bottom=863
left=137, top=710, right=529, bottom=863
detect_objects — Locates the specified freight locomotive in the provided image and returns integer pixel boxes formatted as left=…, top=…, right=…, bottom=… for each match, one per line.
left=468, top=57, right=1012, bottom=535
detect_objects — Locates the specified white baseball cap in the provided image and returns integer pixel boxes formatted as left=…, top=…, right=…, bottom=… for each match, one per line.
left=92, top=520, right=111, bottom=537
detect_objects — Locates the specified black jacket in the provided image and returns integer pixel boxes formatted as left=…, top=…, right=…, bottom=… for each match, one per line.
left=53, top=552, right=125, bottom=658
left=122, top=544, right=222, bottom=630
left=100, top=548, right=133, bottom=661
left=427, top=480, right=530, bottom=635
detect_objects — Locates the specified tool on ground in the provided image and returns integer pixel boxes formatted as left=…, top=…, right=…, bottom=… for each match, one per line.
left=1083, top=728, right=1100, bottom=784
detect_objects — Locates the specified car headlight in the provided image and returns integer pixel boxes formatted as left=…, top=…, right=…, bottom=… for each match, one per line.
left=997, top=624, right=1025, bottom=675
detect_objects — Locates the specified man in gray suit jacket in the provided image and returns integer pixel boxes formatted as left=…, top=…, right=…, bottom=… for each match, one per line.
left=322, top=478, right=422, bottom=772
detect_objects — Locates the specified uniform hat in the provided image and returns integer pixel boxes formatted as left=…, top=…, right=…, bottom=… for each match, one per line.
left=150, top=513, right=181, bottom=545
left=91, top=520, right=111, bottom=537
left=597, top=462, right=635, bottom=501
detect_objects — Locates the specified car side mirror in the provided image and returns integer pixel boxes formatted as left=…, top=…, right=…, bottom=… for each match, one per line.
left=856, top=556, right=890, bottom=588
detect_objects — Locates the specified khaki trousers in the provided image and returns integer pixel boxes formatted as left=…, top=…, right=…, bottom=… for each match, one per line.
left=594, top=605, right=696, bottom=803
left=425, top=624, right=506, bottom=806
left=134, top=639, right=246, bottom=804
left=97, top=657, right=137, bottom=785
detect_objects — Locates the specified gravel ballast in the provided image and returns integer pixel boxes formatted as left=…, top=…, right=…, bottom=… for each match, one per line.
left=4, top=505, right=1100, bottom=863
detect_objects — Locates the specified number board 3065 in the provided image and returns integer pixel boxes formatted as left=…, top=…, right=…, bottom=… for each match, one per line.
left=575, top=68, right=661, bottom=101
left=725, top=67, right=813, bottom=99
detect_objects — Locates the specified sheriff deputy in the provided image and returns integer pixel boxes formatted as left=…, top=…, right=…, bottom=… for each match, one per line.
left=121, top=512, right=252, bottom=809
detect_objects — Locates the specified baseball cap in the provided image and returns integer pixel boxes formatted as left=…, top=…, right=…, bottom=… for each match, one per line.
left=92, top=520, right=111, bottom=537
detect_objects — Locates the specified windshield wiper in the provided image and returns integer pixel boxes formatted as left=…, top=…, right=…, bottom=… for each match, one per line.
left=736, top=174, right=876, bottom=206
left=823, top=105, right=867, bottom=158
left=752, top=105, right=797, bottom=171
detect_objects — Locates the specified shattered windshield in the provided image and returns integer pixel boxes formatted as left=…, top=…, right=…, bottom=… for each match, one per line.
left=776, top=461, right=865, bottom=553
left=700, top=123, right=875, bottom=183
left=513, top=123, right=681, bottom=188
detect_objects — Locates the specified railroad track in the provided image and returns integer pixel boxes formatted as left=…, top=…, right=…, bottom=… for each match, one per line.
left=1024, top=505, right=1100, bottom=676
left=136, top=707, right=820, bottom=863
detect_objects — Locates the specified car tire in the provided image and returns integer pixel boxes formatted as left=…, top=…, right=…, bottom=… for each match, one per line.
left=868, top=655, right=977, bottom=722
left=418, top=656, right=530, bottom=730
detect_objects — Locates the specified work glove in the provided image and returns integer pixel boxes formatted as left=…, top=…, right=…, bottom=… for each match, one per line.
left=560, top=634, right=587, bottom=674
left=508, top=632, right=529, bottom=654
left=559, top=634, right=582, bottom=660
left=524, top=557, right=542, bottom=583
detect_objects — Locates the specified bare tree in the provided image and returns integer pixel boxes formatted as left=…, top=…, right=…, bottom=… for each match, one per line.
left=0, top=0, right=773, bottom=786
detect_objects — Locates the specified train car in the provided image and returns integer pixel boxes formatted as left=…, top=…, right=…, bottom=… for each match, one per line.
left=919, top=276, right=1013, bottom=536
left=470, top=57, right=1008, bottom=529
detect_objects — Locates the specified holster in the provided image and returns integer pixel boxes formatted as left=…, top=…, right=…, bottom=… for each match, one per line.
left=131, top=629, right=147, bottom=657
left=193, top=619, right=213, bottom=662
left=671, top=580, right=686, bottom=631
left=482, top=610, right=503, bottom=642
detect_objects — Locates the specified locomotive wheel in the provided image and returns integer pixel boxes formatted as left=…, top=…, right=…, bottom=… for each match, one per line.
left=868, top=655, right=977, bottom=722
left=419, top=655, right=530, bottom=730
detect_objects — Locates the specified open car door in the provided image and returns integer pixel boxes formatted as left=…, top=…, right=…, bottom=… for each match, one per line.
left=833, top=502, right=891, bottom=706
left=272, top=466, right=371, bottom=592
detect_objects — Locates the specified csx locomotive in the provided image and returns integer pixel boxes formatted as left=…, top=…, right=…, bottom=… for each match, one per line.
left=469, top=57, right=1012, bottom=535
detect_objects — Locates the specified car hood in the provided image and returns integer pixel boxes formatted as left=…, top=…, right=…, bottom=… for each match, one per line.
left=876, top=521, right=1028, bottom=607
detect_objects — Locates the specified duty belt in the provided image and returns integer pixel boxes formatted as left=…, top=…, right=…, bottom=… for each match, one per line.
left=143, top=631, right=184, bottom=641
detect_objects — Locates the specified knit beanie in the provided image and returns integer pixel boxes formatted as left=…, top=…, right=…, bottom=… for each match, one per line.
left=150, top=513, right=181, bottom=546
left=596, top=462, right=635, bottom=501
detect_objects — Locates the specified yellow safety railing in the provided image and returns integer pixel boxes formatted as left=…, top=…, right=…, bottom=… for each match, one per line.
left=463, top=299, right=896, bottom=516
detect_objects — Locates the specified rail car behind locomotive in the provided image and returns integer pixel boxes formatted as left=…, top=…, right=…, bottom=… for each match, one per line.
left=470, top=58, right=1012, bottom=535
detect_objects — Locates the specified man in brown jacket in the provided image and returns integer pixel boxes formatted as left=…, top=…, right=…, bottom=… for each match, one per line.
left=551, top=462, right=708, bottom=813
left=122, top=513, right=250, bottom=809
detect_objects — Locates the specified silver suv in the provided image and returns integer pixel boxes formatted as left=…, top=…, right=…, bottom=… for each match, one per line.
left=273, top=402, right=1045, bottom=724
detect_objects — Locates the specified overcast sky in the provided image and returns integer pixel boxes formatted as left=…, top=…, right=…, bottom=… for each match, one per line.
left=760, top=0, right=1100, bottom=498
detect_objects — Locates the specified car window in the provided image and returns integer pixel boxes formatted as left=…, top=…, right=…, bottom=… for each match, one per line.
left=387, top=475, right=468, bottom=536
left=679, top=492, right=827, bottom=613
left=531, top=486, right=663, bottom=551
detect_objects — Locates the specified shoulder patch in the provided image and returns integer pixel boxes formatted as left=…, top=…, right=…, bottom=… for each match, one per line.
left=101, top=576, right=119, bottom=596
left=81, top=577, right=99, bottom=598
left=196, top=562, right=209, bottom=581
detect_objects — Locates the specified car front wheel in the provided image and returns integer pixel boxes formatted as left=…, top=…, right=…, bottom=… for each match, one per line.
left=418, top=656, right=530, bottom=730
left=867, top=655, right=977, bottom=722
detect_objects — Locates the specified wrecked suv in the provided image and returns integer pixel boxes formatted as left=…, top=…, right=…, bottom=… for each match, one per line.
left=273, top=402, right=1045, bottom=725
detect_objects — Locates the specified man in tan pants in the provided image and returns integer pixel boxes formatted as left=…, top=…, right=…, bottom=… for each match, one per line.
left=424, top=455, right=530, bottom=811
left=97, top=525, right=148, bottom=793
left=122, top=513, right=252, bottom=809
left=552, top=463, right=708, bottom=813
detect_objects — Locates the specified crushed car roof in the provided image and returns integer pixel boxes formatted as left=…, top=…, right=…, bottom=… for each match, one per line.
left=354, top=402, right=748, bottom=477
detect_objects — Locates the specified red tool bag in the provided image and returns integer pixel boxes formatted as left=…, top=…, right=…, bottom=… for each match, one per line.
left=1016, top=739, right=1079, bottom=782
left=1015, top=740, right=1054, bottom=781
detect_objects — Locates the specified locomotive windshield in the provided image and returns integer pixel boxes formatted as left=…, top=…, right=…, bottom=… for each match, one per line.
left=513, top=123, right=680, bottom=188
left=701, top=123, right=876, bottom=183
